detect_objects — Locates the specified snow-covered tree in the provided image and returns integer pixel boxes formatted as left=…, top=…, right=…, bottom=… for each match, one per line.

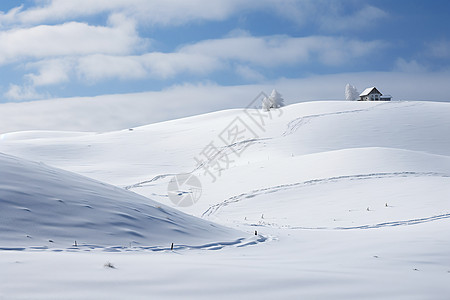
left=270, top=89, right=285, bottom=108
left=262, top=96, right=271, bottom=111
left=345, top=84, right=359, bottom=101
left=262, top=89, right=285, bottom=111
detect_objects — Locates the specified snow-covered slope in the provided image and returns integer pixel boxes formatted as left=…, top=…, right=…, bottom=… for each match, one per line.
left=0, top=152, right=243, bottom=249
left=1, top=100, right=449, bottom=299
left=2, top=101, right=449, bottom=219
left=203, top=147, right=450, bottom=228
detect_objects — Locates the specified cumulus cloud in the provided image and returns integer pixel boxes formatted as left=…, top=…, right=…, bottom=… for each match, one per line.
left=6, top=33, right=384, bottom=93
left=0, top=0, right=247, bottom=27
left=0, top=0, right=391, bottom=102
left=0, top=14, right=144, bottom=65
left=4, top=84, right=45, bottom=101
left=234, top=65, right=265, bottom=81
left=142, top=53, right=221, bottom=78
left=0, top=0, right=387, bottom=32
left=0, top=1, right=388, bottom=81
left=25, top=58, right=74, bottom=86
left=76, top=52, right=221, bottom=81
left=181, top=35, right=384, bottom=67
left=76, top=55, right=148, bottom=81
left=72, top=35, right=384, bottom=82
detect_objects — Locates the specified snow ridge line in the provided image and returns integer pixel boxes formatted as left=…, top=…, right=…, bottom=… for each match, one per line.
left=202, top=171, right=450, bottom=218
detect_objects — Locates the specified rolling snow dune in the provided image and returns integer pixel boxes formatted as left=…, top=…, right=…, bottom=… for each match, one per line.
left=1, top=100, right=449, bottom=223
left=202, top=147, right=450, bottom=227
left=0, top=152, right=244, bottom=249
left=1, top=100, right=450, bottom=299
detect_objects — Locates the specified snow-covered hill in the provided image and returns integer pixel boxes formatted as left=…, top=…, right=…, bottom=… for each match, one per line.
left=1, top=100, right=449, bottom=299
left=0, top=152, right=243, bottom=249
left=2, top=101, right=449, bottom=218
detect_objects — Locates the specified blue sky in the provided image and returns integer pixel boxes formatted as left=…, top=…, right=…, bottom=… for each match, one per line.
left=0, top=0, right=449, bottom=103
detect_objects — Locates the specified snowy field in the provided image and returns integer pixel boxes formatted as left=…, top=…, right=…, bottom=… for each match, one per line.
left=1, top=100, right=450, bottom=299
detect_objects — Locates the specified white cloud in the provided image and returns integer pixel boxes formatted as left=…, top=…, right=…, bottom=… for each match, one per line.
left=260, top=1, right=387, bottom=32
left=234, top=65, right=265, bottom=81
left=0, top=14, right=144, bottom=65
left=0, top=1, right=391, bottom=100
left=71, top=35, right=384, bottom=82
left=394, top=58, right=427, bottom=73
left=4, top=84, right=44, bottom=101
left=76, top=52, right=221, bottom=81
left=10, top=34, right=384, bottom=86
left=0, top=0, right=248, bottom=27
left=0, top=0, right=387, bottom=33
left=319, top=4, right=387, bottom=32
left=141, top=53, right=221, bottom=78
left=25, top=58, right=74, bottom=86
left=76, top=55, right=148, bottom=81
left=181, top=35, right=384, bottom=67
left=428, top=40, right=450, bottom=59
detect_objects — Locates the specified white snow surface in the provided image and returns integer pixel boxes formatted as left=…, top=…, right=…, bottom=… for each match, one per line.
left=0, top=152, right=243, bottom=249
left=1, top=100, right=450, bottom=299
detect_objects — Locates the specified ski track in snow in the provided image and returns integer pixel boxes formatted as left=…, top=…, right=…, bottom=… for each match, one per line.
left=124, top=138, right=271, bottom=190
left=290, top=213, right=450, bottom=230
left=124, top=173, right=177, bottom=190
left=282, top=101, right=418, bottom=136
left=190, top=138, right=271, bottom=173
left=0, top=235, right=269, bottom=252
left=246, top=213, right=450, bottom=230
left=125, top=102, right=421, bottom=192
left=120, top=102, right=447, bottom=233
left=202, top=171, right=450, bottom=220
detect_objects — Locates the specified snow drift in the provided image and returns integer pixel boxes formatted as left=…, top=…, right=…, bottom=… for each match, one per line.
left=0, top=152, right=242, bottom=249
left=1, top=100, right=450, bottom=299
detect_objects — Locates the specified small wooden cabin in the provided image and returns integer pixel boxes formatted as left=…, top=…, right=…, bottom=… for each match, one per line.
left=359, top=87, right=391, bottom=101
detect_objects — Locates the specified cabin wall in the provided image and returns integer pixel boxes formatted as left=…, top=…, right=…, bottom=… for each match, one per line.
left=358, top=87, right=391, bottom=101
left=359, top=93, right=382, bottom=101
